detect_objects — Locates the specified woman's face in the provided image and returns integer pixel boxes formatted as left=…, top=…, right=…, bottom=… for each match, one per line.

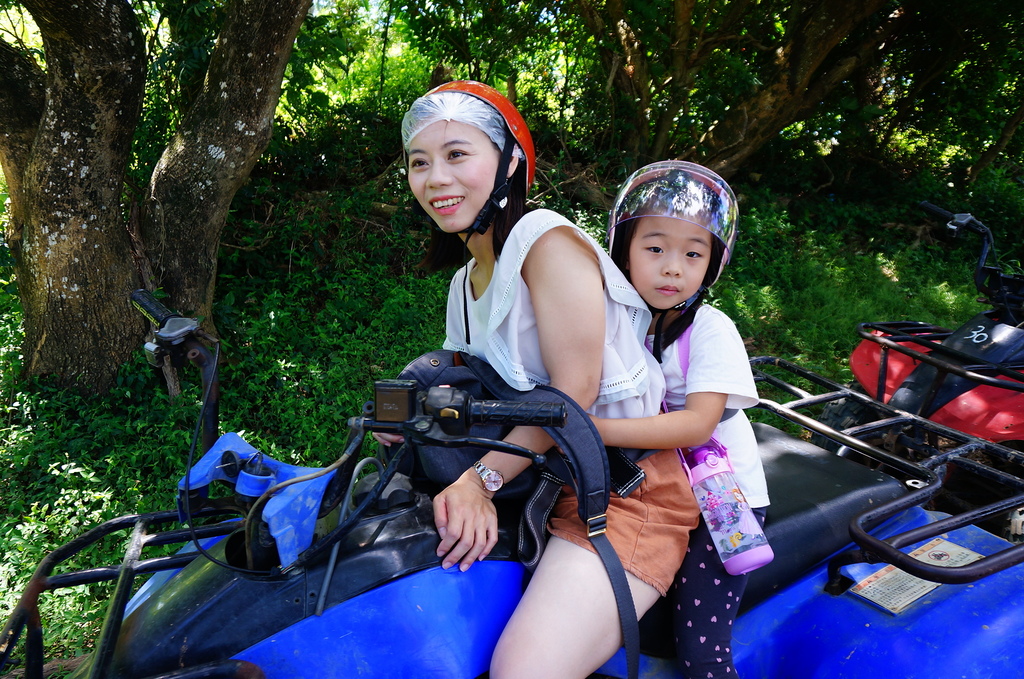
left=627, top=216, right=712, bottom=312
left=407, top=119, right=515, bottom=235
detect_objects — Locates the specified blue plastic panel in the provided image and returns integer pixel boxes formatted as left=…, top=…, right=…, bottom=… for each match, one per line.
left=234, top=561, right=524, bottom=678
left=599, top=507, right=1024, bottom=679
left=177, top=432, right=336, bottom=567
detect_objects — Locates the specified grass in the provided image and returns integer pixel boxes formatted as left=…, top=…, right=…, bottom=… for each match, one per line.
left=0, top=172, right=1008, bottom=666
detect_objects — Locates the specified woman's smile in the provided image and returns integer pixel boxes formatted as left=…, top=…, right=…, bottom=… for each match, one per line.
left=430, top=195, right=465, bottom=214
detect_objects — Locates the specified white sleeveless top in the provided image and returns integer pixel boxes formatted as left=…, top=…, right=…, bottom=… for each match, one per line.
left=443, top=209, right=666, bottom=419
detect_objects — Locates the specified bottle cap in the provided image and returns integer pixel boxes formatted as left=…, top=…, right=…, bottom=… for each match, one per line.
left=685, top=439, right=735, bottom=485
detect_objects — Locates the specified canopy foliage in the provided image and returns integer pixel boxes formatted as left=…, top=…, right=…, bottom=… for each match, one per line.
left=0, top=0, right=1021, bottom=392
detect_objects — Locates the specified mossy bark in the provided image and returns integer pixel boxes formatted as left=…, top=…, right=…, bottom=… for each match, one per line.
left=0, top=0, right=311, bottom=392
left=2, top=0, right=145, bottom=392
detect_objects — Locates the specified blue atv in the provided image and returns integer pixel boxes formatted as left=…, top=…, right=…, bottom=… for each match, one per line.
left=2, top=290, right=1024, bottom=679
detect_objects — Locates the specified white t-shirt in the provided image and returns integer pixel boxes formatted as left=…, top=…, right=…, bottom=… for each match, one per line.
left=444, top=209, right=666, bottom=419
left=658, top=304, right=770, bottom=508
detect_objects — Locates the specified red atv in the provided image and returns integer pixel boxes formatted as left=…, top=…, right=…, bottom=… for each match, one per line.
left=819, top=201, right=1024, bottom=535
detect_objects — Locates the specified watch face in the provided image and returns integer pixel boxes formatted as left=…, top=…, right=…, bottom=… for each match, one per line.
left=475, top=462, right=503, bottom=492
left=481, top=469, right=503, bottom=492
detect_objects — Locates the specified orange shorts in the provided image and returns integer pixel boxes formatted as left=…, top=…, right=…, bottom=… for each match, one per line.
left=548, top=448, right=699, bottom=596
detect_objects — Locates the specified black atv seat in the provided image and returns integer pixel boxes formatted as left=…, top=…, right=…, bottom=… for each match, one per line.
left=743, top=422, right=906, bottom=605
left=638, top=422, right=907, bottom=656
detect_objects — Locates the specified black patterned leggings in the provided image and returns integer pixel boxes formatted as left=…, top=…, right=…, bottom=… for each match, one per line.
left=671, top=507, right=768, bottom=679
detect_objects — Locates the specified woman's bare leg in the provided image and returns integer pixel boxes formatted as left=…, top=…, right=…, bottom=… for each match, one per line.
left=490, top=536, right=662, bottom=679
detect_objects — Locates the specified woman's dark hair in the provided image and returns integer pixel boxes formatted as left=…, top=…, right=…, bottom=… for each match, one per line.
left=417, top=160, right=530, bottom=272
left=610, top=218, right=725, bottom=362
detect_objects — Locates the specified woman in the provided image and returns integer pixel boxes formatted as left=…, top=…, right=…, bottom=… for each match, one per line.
left=400, top=80, right=699, bottom=678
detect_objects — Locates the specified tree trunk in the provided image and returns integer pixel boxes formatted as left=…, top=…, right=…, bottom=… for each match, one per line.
left=0, top=0, right=311, bottom=393
left=2, top=0, right=146, bottom=392
left=140, top=0, right=312, bottom=321
left=0, top=40, right=45, bottom=200
left=575, top=0, right=651, bottom=164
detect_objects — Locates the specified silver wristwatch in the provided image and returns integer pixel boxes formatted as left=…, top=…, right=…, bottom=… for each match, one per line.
left=473, top=460, right=504, bottom=492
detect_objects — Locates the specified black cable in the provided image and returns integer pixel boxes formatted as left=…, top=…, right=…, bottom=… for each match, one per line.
left=179, top=341, right=276, bottom=576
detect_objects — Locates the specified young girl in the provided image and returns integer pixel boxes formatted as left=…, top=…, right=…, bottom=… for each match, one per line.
left=593, top=161, right=769, bottom=679
left=398, top=82, right=700, bottom=678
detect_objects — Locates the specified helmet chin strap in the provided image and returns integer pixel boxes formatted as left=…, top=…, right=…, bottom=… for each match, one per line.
left=463, top=133, right=518, bottom=236
left=458, top=133, right=518, bottom=345
left=649, top=286, right=706, bottom=362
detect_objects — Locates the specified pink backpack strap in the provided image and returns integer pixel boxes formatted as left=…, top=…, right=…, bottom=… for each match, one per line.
left=676, top=325, right=695, bottom=377
left=673, top=325, right=697, bottom=482
left=677, top=321, right=739, bottom=423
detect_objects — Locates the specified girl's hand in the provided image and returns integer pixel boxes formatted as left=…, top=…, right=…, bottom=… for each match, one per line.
left=432, top=469, right=499, bottom=571
left=372, top=432, right=405, bottom=446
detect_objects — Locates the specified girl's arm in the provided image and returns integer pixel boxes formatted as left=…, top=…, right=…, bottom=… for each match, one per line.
left=433, top=226, right=605, bottom=570
left=592, top=391, right=727, bottom=450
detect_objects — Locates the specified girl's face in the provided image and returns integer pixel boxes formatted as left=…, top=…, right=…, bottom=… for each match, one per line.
left=407, top=119, right=517, bottom=235
left=627, top=216, right=713, bottom=315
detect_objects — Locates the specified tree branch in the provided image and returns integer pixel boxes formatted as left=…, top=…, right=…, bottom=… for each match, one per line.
left=142, top=0, right=313, bottom=319
left=968, top=97, right=1024, bottom=184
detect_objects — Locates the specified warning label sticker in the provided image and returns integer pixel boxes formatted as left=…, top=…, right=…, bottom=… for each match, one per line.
left=849, top=538, right=982, bottom=614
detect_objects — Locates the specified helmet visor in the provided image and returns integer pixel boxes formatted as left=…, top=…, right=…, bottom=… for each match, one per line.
left=609, top=161, right=738, bottom=264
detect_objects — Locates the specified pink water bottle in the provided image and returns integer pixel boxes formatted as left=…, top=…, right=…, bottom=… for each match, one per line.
left=684, top=439, right=774, bottom=575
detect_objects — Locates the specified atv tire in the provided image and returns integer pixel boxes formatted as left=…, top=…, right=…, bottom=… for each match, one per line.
left=811, top=382, right=878, bottom=454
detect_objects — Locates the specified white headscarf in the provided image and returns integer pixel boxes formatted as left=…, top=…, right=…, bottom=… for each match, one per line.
left=401, top=90, right=524, bottom=162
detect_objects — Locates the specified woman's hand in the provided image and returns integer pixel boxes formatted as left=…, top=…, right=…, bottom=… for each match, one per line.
left=371, top=432, right=405, bottom=446
left=432, top=469, right=499, bottom=571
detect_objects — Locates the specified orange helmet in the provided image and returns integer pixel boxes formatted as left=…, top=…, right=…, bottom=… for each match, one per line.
left=408, top=80, right=536, bottom=188
left=402, top=80, right=536, bottom=236
left=403, top=80, right=536, bottom=189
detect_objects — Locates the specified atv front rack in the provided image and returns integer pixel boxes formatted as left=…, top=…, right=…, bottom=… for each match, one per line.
left=0, top=509, right=260, bottom=679
left=856, top=320, right=1024, bottom=397
left=749, top=356, right=1024, bottom=591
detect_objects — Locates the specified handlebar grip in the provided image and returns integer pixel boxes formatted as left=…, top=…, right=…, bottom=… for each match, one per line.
left=469, top=400, right=567, bottom=428
left=918, top=201, right=954, bottom=222
left=130, top=289, right=180, bottom=328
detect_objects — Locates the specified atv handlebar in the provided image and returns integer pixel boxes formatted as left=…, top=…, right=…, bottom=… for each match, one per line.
left=919, top=200, right=991, bottom=241
left=130, top=289, right=180, bottom=328
left=372, top=379, right=566, bottom=433
left=470, top=399, right=566, bottom=427
left=918, top=201, right=1023, bottom=324
left=368, top=380, right=564, bottom=468
left=131, top=290, right=220, bottom=452
left=918, top=200, right=954, bottom=224
left=421, top=385, right=566, bottom=433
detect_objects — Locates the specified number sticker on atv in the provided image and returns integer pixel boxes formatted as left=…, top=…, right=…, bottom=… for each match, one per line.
left=965, top=325, right=989, bottom=344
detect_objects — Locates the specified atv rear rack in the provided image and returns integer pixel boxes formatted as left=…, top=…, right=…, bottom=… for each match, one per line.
left=856, top=320, right=1024, bottom=395
left=749, top=356, right=1024, bottom=591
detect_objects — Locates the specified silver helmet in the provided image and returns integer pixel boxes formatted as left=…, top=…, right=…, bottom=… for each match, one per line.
left=608, top=160, right=738, bottom=284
